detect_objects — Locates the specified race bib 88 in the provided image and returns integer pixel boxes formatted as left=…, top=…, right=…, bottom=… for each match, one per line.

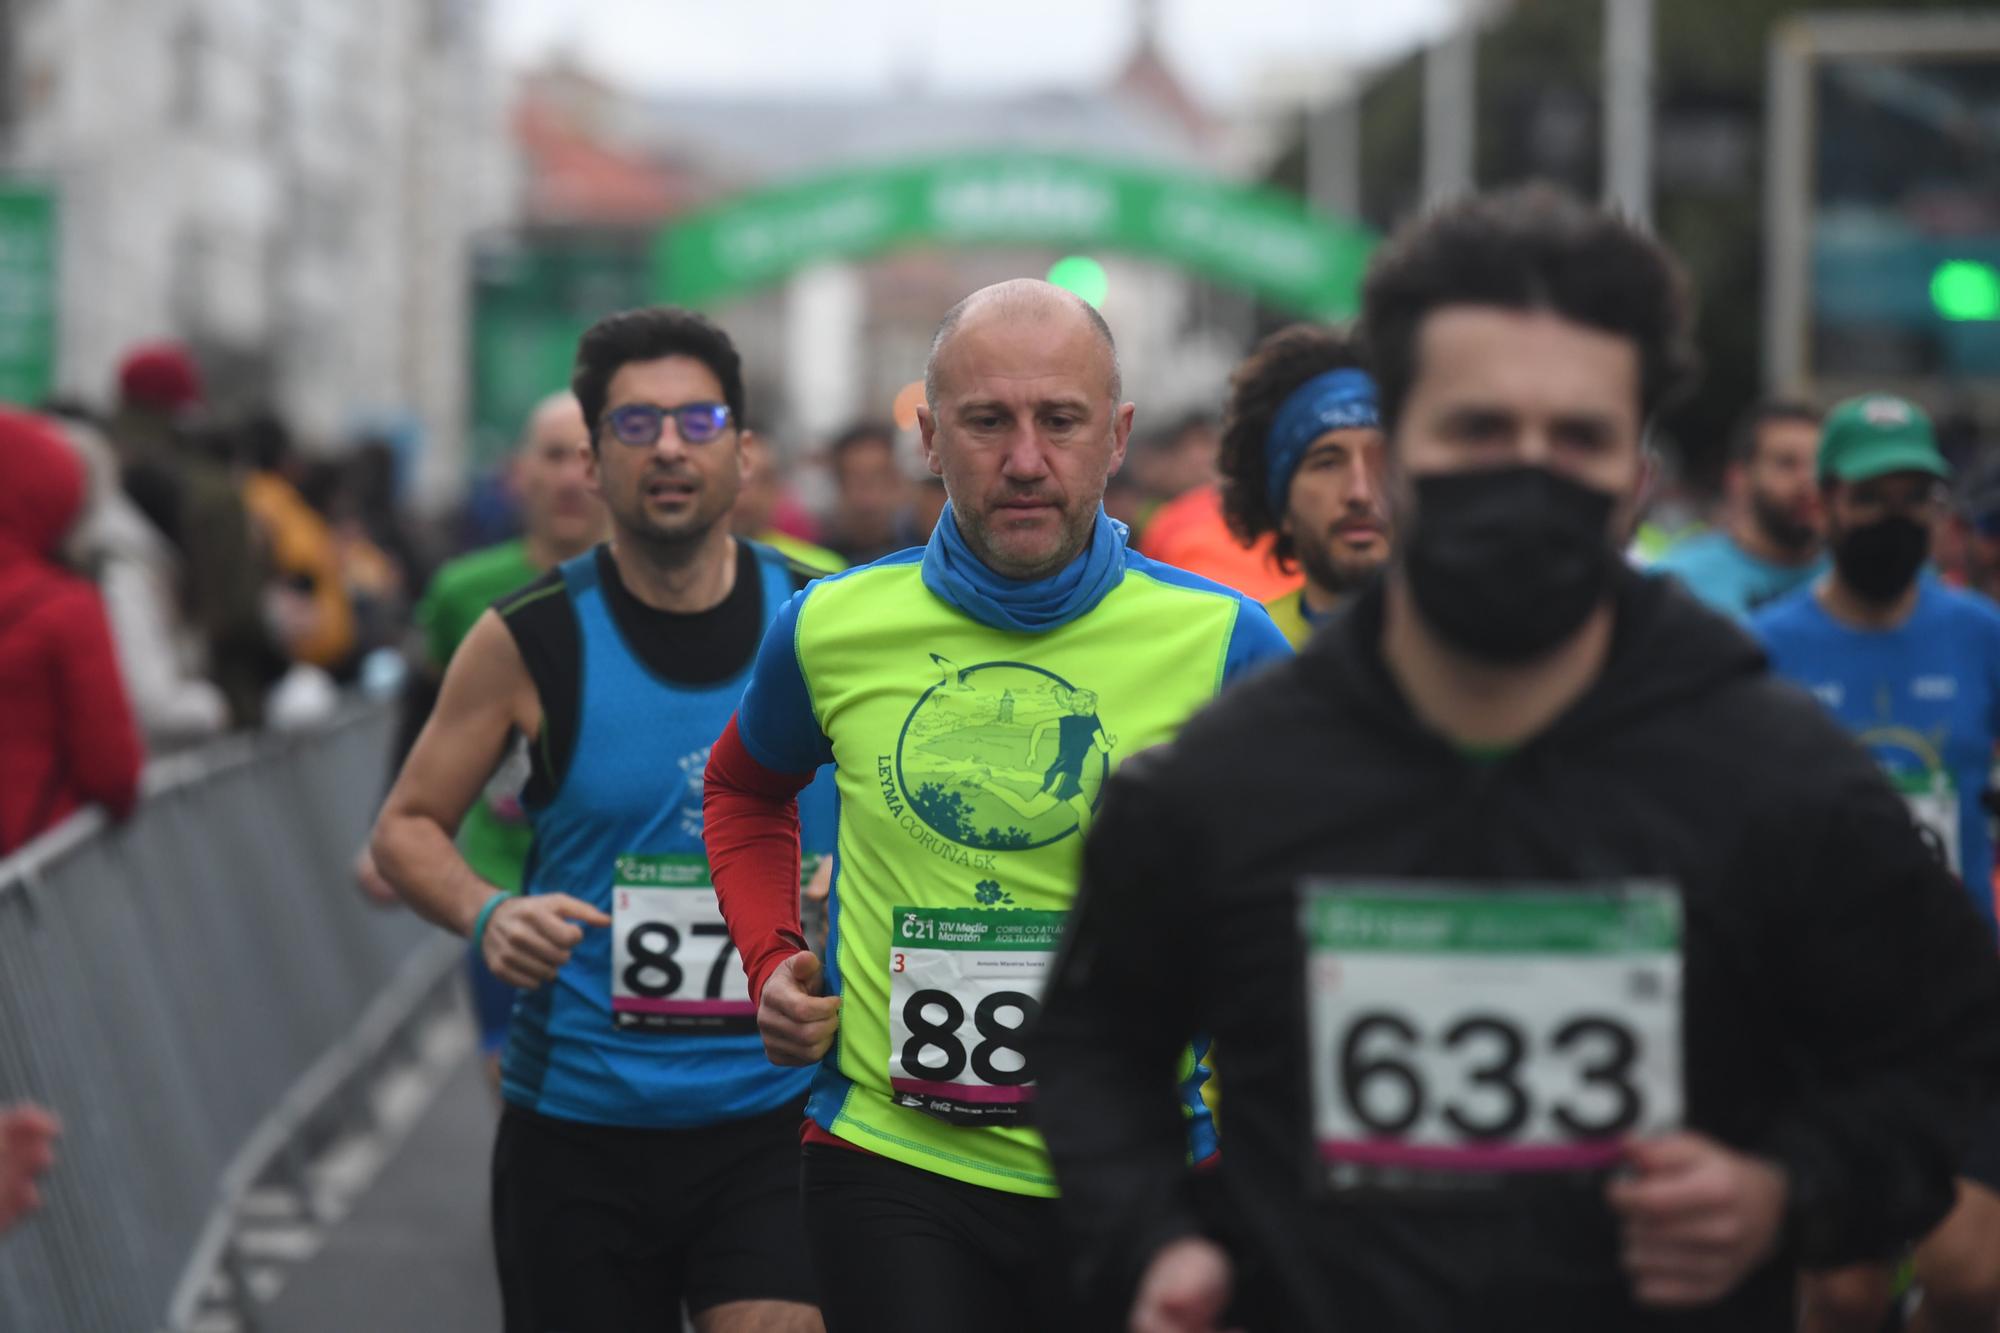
left=1301, top=882, right=1683, bottom=1190
left=887, top=906, right=1064, bottom=1125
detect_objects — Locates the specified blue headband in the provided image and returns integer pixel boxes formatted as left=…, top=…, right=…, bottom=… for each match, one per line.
left=1264, top=368, right=1380, bottom=512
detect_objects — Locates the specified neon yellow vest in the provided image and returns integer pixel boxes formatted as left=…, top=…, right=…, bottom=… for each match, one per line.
left=1265, top=587, right=1312, bottom=649
left=795, top=560, right=1252, bottom=1194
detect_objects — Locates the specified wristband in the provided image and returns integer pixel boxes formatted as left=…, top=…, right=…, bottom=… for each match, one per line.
left=470, top=892, right=509, bottom=954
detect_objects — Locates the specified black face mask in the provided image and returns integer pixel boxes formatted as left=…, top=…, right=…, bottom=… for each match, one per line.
left=1402, top=466, right=1619, bottom=664
left=1832, top=516, right=1929, bottom=605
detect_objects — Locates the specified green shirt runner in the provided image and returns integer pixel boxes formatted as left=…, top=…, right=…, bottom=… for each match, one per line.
left=414, top=539, right=543, bottom=890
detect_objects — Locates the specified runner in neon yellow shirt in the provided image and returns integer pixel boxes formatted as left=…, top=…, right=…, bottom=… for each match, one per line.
left=704, top=280, right=1289, bottom=1332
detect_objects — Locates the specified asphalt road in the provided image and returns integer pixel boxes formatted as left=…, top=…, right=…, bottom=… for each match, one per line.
left=261, top=1052, right=502, bottom=1333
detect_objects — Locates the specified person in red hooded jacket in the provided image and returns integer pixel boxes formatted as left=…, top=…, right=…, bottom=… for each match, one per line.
left=0, top=408, right=144, bottom=855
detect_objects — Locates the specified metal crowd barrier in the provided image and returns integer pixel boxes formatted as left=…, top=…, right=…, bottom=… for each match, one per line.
left=0, top=702, right=449, bottom=1332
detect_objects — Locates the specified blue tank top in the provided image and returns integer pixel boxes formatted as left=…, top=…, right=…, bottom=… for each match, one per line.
left=501, top=544, right=826, bottom=1127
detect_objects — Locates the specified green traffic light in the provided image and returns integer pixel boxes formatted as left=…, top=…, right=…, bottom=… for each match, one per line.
left=1047, top=255, right=1109, bottom=308
left=1932, top=260, right=2000, bottom=322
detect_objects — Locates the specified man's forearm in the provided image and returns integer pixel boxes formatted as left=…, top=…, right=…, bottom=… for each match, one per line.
left=372, top=812, right=499, bottom=937
left=704, top=717, right=814, bottom=1001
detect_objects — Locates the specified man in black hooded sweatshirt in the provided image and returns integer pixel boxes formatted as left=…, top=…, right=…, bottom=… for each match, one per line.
left=1030, top=184, right=2000, bottom=1333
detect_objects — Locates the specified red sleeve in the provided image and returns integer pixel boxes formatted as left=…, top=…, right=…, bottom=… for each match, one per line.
left=705, top=714, right=815, bottom=1004
left=54, top=585, right=143, bottom=819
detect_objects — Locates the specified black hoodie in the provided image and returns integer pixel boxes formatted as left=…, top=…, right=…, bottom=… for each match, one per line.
left=1032, top=568, right=2000, bottom=1332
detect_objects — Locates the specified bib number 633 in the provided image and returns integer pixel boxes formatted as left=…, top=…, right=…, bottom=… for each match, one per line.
left=1331, top=1008, right=1645, bottom=1142
left=1303, top=883, right=1683, bottom=1179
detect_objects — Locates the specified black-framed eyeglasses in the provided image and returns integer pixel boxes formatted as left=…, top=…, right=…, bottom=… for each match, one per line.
left=604, top=401, right=732, bottom=447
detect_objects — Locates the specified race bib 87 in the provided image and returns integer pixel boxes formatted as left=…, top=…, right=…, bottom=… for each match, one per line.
left=888, top=906, right=1064, bottom=1125
left=1301, top=882, right=1683, bottom=1190
left=611, top=854, right=750, bottom=1035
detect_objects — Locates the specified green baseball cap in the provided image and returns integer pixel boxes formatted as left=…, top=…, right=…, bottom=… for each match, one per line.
left=1818, top=394, right=1952, bottom=484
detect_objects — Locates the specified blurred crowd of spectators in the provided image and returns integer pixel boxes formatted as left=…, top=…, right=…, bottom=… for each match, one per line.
left=0, top=341, right=434, bottom=855
left=10, top=336, right=1991, bottom=869
left=0, top=361, right=1280, bottom=859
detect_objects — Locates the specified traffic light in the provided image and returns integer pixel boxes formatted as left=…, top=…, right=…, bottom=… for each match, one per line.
left=1931, top=260, right=2000, bottom=322
left=1046, top=255, right=1108, bottom=307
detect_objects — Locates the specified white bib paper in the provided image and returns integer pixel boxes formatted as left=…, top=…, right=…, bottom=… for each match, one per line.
left=1302, top=882, right=1683, bottom=1189
left=886, top=906, right=1064, bottom=1125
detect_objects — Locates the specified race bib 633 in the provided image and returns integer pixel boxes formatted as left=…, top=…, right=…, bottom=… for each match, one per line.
left=1301, top=882, right=1683, bottom=1190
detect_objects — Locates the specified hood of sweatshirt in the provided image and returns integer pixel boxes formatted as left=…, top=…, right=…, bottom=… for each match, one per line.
left=0, top=408, right=86, bottom=569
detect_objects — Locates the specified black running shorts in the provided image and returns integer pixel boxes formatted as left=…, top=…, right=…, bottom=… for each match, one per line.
left=800, top=1140, right=1082, bottom=1333
left=492, top=1101, right=817, bottom=1332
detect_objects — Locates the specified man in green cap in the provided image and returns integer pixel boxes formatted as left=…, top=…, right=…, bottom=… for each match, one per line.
left=1753, top=394, right=2000, bottom=1333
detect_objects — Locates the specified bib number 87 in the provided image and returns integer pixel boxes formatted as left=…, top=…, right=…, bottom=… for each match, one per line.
left=900, top=988, right=1038, bottom=1086
left=1338, top=1008, right=1643, bottom=1141
left=622, top=922, right=738, bottom=1000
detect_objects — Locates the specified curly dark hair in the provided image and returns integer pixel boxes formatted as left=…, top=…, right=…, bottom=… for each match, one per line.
left=1359, top=183, right=1697, bottom=435
left=572, top=306, right=745, bottom=448
left=1217, top=324, right=1370, bottom=565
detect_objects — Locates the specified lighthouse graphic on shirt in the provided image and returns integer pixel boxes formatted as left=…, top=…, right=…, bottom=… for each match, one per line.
left=892, top=654, right=1115, bottom=852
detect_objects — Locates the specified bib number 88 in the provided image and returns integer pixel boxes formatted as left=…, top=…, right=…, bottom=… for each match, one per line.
left=899, top=988, right=1038, bottom=1086
left=1338, top=1008, right=1644, bottom=1141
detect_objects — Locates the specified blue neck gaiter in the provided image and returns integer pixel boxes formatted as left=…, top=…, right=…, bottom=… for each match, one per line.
left=920, top=501, right=1128, bottom=634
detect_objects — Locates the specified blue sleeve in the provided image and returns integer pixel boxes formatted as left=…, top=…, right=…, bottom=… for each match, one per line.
left=1220, top=597, right=1294, bottom=685
left=1746, top=604, right=1779, bottom=650
left=738, top=588, right=836, bottom=774
left=797, top=768, right=840, bottom=858
left=1985, top=605, right=2000, bottom=740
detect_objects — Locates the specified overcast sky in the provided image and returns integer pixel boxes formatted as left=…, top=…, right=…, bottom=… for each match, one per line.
left=492, top=0, right=1464, bottom=107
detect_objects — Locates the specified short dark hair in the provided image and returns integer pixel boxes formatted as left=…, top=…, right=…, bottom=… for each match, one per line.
left=1726, top=398, right=1820, bottom=466
left=827, top=420, right=897, bottom=477
left=1217, top=324, right=1369, bottom=564
left=572, top=306, right=745, bottom=447
left=1359, top=183, right=1697, bottom=434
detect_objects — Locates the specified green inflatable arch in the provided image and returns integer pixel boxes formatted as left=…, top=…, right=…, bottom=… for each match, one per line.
left=652, top=152, right=1377, bottom=319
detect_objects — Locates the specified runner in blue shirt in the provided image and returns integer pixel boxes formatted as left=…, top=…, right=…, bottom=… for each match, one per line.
left=1654, top=399, right=1826, bottom=619
left=1753, top=392, right=2000, bottom=1333
left=372, top=307, right=831, bottom=1333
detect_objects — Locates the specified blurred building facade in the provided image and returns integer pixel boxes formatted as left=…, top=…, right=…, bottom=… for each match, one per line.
left=1262, top=0, right=1997, bottom=488
left=0, top=0, right=511, bottom=503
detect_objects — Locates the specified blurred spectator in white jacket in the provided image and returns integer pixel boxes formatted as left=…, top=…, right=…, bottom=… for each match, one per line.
left=51, top=410, right=230, bottom=750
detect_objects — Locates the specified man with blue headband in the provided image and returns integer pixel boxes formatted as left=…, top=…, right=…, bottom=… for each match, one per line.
left=1217, top=325, right=1391, bottom=647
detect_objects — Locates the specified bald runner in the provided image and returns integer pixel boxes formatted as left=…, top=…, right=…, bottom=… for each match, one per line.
left=702, top=279, right=1291, bottom=1333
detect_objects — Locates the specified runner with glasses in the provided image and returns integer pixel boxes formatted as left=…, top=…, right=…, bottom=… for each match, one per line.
left=372, top=306, right=833, bottom=1333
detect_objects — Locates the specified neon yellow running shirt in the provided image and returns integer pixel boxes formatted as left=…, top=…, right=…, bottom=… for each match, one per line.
left=732, top=546, right=1290, bottom=1194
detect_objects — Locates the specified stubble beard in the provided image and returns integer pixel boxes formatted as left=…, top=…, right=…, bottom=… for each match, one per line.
left=960, top=496, right=1098, bottom=580
left=1296, top=530, right=1389, bottom=599
left=1751, top=490, right=1819, bottom=556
